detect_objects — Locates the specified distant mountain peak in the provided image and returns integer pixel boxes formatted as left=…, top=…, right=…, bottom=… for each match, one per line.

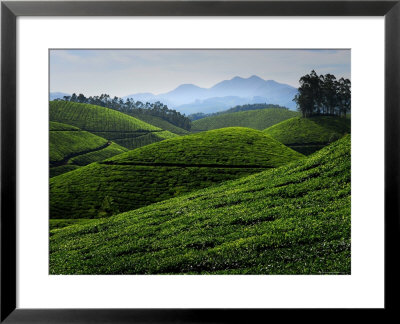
left=229, top=75, right=264, bottom=82
left=248, top=75, right=263, bottom=81
left=122, top=75, right=298, bottom=113
left=174, top=83, right=202, bottom=90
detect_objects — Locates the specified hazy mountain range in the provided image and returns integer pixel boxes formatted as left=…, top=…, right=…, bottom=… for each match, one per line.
left=50, top=92, right=70, bottom=101
left=51, top=75, right=298, bottom=114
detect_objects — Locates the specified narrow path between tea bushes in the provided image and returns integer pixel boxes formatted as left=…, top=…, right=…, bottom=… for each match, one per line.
left=50, top=142, right=112, bottom=167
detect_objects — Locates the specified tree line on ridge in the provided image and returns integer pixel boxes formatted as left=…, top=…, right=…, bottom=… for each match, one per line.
left=294, top=70, right=351, bottom=118
left=54, top=93, right=192, bottom=131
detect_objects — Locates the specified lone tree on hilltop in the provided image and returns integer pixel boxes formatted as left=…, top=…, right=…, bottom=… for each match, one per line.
left=293, top=70, right=351, bottom=118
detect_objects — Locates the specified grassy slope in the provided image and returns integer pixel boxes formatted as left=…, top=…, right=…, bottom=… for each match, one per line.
left=50, top=128, right=304, bottom=219
left=128, top=111, right=190, bottom=135
left=50, top=135, right=351, bottom=275
left=191, top=108, right=299, bottom=131
left=50, top=123, right=108, bottom=163
left=50, top=219, right=98, bottom=231
left=50, top=101, right=178, bottom=149
left=264, top=116, right=351, bottom=155
left=107, top=127, right=303, bottom=166
left=50, top=165, right=81, bottom=178
left=49, top=121, right=128, bottom=177
left=69, top=143, right=128, bottom=166
left=49, top=121, right=80, bottom=131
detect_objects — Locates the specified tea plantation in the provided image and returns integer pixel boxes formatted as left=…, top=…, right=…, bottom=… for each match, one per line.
left=50, top=101, right=179, bottom=149
left=106, top=127, right=303, bottom=166
left=50, top=219, right=98, bottom=230
left=50, top=128, right=304, bottom=219
left=49, top=121, right=128, bottom=177
left=49, top=121, right=80, bottom=131
left=50, top=122, right=108, bottom=164
left=68, top=143, right=128, bottom=166
left=128, top=111, right=190, bottom=135
left=49, top=135, right=351, bottom=275
left=264, top=116, right=350, bottom=155
left=191, top=108, right=299, bottom=132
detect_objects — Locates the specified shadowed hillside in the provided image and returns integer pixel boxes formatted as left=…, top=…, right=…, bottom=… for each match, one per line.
left=191, top=108, right=299, bottom=132
left=264, top=116, right=350, bottom=155
left=127, top=111, right=190, bottom=135
left=50, top=127, right=303, bottom=219
left=50, top=101, right=179, bottom=150
left=49, top=121, right=127, bottom=177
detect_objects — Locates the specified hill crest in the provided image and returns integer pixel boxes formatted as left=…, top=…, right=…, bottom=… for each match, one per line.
left=50, top=127, right=303, bottom=219
left=191, top=108, right=299, bottom=131
left=105, top=127, right=304, bottom=166
left=264, top=116, right=351, bottom=155
left=50, top=101, right=179, bottom=150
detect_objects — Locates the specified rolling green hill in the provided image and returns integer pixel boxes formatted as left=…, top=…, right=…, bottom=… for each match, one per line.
left=127, top=111, right=190, bottom=135
left=50, top=135, right=351, bottom=275
left=49, top=121, right=128, bottom=177
left=191, top=108, right=299, bottom=132
left=50, top=219, right=97, bottom=231
left=50, top=127, right=304, bottom=219
left=264, top=116, right=351, bottom=155
left=50, top=101, right=179, bottom=149
left=49, top=121, right=80, bottom=131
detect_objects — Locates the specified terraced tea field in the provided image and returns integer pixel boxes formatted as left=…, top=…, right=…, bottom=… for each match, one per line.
left=49, top=121, right=128, bottom=177
left=50, top=219, right=97, bottom=231
left=128, top=111, right=190, bottom=135
left=264, top=116, right=350, bottom=155
left=191, top=108, right=299, bottom=132
left=50, top=128, right=304, bottom=219
left=50, top=101, right=179, bottom=149
left=50, top=135, right=351, bottom=275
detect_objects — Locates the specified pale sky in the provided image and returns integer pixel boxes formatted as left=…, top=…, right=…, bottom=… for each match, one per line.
left=50, top=49, right=351, bottom=96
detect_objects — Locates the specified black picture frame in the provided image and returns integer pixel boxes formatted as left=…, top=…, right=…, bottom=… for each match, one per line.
left=1, top=0, right=399, bottom=322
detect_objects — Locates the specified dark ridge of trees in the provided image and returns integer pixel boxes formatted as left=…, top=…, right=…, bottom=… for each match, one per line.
left=188, top=103, right=289, bottom=121
left=293, top=70, right=351, bottom=118
left=54, top=94, right=192, bottom=131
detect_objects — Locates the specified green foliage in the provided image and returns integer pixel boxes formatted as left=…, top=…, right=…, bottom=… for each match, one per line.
left=49, top=135, right=351, bottom=275
left=50, top=101, right=159, bottom=132
left=57, top=93, right=192, bottom=130
left=191, top=108, right=299, bottom=131
left=264, top=116, right=350, bottom=155
left=109, top=127, right=303, bottom=166
left=50, top=101, right=179, bottom=149
left=50, top=219, right=98, bottom=231
left=50, top=165, right=80, bottom=178
left=69, top=143, right=128, bottom=166
left=49, top=121, right=128, bottom=176
left=50, top=128, right=303, bottom=219
left=101, top=131, right=178, bottom=150
left=49, top=121, right=80, bottom=131
left=128, top=111, right=190, bottom=135
left=293, top=70, right=351, bottom=118
left=50, top=125, right=108, bottom=163
left=189, top=104, right=291, bottom=121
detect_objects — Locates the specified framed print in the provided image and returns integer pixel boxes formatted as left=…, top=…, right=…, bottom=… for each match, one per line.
left=1, top=0, right=399, bottom=322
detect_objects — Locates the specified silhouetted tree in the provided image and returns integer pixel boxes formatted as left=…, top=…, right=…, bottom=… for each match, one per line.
left=337, top=78, right=351, bottom=118
left=294, top=71, right=350, bottom=118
